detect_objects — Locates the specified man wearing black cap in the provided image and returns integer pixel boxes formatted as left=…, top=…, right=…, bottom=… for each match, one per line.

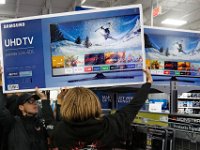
left=0, top=86, right=54, bottom=150
left=17, top=92, right=41, bottom=116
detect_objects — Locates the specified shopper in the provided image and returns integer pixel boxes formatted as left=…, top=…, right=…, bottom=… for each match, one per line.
left=0, top=70, right=54, bottom=150
left=51, top=69, right=153, bottom=150
left=0, top=93, right=18, bottom=150
left=54, top=89, right=68, bottom=121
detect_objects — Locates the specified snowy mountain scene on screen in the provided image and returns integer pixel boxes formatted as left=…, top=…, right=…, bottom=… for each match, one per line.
left=145, top=27, right=200, bottom=61
left=50, top=14, right=143, bottom=76
left=144, top=27, right=200, bottom=77
left=51, top=15, right=141, bottom=52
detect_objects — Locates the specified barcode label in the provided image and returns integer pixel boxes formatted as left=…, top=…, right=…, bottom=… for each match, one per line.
left=7, top=84, right=19, bottom=90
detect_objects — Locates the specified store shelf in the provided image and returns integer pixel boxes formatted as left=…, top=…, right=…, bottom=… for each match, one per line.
left=178, top=107, right=200, bottom=109
left=177, top=98, right=200, bottom=100
left=140, top=110, right=169, bottom=115
left=170, top=113, right=200, bottom=117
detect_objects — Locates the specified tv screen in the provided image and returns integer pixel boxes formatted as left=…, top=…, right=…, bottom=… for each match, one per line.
left=145, top=26, right=200, bottom=77
left=50, top=10, right=144, bottom=80
left=0, top=5, right=145, bottom=93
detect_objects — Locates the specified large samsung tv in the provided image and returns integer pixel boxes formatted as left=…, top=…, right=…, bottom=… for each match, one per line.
left=49, top=5, right=145, bottom=84
left=0, top=5, right=145, bottom=93
left=145, top=26, right=200, bottom=78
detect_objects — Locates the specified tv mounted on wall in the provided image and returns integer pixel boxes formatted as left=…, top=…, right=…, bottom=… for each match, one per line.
left=0, top=5, right=145, bottom=93
left=145, top=26, right=200, bottom=78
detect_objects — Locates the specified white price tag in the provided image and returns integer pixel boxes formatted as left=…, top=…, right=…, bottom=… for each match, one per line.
left=149, top=103, right=162, bottom=112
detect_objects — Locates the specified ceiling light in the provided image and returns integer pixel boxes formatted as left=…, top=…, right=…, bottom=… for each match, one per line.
left=81, top=0, right=86, bottom=4
left=161, top=19, right=187, bottom=26
left=0, top=0, right=6, bottom=4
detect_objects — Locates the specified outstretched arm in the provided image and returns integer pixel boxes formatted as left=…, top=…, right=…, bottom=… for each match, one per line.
left=108, top=69, right=152, bottom=124
left=0, top=67, right=15, bottom=128
left=118, top=68, right=152, bottom=122
left=102, top=69, right=152, bottom=141
left=35, top=88, right=54, bottom=125
left=55, top=88, right=68, bottom=121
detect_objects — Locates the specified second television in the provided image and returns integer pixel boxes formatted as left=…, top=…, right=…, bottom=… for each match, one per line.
left=145, top=26, right=200, bottom=78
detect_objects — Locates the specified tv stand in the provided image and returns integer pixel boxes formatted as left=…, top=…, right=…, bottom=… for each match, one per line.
left=68, top=71, right=137, bottom=83
left=152, top=75, right=196, bottom=83
left=94, top=73, right=107, bottom=79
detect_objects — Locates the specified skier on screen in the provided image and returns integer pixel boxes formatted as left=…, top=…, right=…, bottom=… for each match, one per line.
left=175, top=40, right=186, bottom=54
left=95, top=22, right=117, bottom=41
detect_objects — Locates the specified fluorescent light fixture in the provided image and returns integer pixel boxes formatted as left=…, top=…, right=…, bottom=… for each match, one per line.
left=161, top=19, right=187, bottom=26
left=81, top=0, right=86, bottom=4
left=0, top=0, right=6, bottom=4
left=81, top=5, right=100, bottom=9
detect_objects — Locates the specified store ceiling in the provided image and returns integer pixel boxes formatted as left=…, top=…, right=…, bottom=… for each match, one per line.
left=0, top=0, right=200, bottom=31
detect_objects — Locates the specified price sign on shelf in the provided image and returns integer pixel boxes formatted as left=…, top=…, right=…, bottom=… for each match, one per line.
left=149, top=103, right=162, bottom=112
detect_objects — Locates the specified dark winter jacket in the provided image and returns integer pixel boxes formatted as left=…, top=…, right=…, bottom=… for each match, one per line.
left=0, top=87, right=54, bottom=150
left=0, top=93, right=18, bottom=150
left=7, top=116, right=48, bottom=150
left=52, top=83, right=151, bottom=149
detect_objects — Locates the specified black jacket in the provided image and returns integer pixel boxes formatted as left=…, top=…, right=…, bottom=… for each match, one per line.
left=0, top=87, right=54, bottom=150
left=7, top=116, right=48, bottom=150
left=52, top=83, right=151, bottom=149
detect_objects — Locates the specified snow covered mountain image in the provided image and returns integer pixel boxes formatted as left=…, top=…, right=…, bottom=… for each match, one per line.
left=145, top=28, right=200, bottom=62
left=50, top=15, right=143, bottom=57
left=187, top=41, right=200, bottom=55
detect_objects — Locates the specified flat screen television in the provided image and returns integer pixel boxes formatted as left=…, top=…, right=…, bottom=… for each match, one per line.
left=0, top=5, right=145, bottom=93
left=145, top=26, right=200, bottom=78
left=49, top=5, right=145, bottom=84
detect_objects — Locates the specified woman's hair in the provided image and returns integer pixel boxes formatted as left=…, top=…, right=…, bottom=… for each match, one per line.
left=61, top=87, right=102, bottom=121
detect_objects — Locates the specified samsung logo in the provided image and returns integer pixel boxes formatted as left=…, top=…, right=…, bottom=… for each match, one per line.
left=3, top=22, right=25, bottom=29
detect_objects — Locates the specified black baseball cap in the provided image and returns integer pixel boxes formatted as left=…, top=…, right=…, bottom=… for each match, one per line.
left=17, top=93, right=40, bottom=105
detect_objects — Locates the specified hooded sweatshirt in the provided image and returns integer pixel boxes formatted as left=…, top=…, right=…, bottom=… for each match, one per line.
left=52, top=83, right=151, bottom=150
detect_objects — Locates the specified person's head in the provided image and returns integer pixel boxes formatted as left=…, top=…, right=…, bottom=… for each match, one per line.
left=61, top=87, right=102, bottom=121
left=17, top=93, right=40, bottom=116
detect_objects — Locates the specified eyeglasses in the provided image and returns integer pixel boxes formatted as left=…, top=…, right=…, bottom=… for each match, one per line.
left=26, top=98, right=37, bottom=104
